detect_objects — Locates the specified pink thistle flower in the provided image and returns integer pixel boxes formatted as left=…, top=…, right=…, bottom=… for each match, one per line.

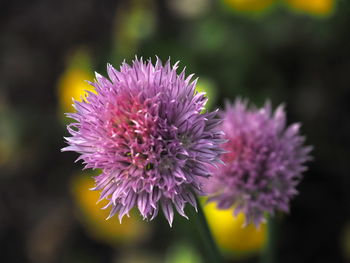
left=203, top=99, right=312, bottom=226
left=62, top=58, right=224, bottom=226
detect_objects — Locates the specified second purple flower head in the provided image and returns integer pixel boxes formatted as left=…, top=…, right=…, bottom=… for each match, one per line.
left=203, top=99, right=313, bottom=226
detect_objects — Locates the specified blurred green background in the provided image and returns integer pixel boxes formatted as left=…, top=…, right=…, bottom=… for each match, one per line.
left=1, top=0, right=350, bottom=262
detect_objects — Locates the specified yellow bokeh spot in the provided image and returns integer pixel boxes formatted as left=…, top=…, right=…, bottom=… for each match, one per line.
left=286, top=0, right=334, bottom=15
left=224, top=0, right=275, bottom=12
left=71, top=174, right=150, bottom=246
left=195, top=78, right=217, bottom=111
left=203, top=202, right=267, bottom=254
left=57, top=68, right=95, bottom=113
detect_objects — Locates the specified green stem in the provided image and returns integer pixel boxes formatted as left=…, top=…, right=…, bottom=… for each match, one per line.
left=261, top=214, right=278, bottom=263
left=192, top=196, right=223, bottom=263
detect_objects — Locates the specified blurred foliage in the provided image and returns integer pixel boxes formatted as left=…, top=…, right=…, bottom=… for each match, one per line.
left=116, top=251, right=161, bottom=263
left=223, top=0, right=275, bottom=13
left=0, top=103, right=20, bottom=167
left=165, top=242, right=203, bottom=263
left=111, top=0, right=156, bottom=63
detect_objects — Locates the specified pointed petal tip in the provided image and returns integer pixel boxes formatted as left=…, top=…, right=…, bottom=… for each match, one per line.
left=95, top=72, right=102, bottom=78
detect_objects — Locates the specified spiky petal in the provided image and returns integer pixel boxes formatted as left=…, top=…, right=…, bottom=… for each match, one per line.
left=62, top=58, right=224, bottom=226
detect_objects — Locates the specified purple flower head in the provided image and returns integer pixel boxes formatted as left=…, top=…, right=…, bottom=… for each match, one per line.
left=203, top=99, right=312, bottom=226
left=62, top=58, right=224, bottom=226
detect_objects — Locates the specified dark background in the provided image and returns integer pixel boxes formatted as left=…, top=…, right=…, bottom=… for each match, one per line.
left=0, top=0, right=349, bottom=262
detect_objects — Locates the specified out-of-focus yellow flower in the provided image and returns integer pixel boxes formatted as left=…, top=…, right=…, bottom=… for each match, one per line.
left=203, top=202, right=267, bottom=255
left=58, top=69, right=94, bottom=112
left=57, top=49, right=95, bottom=113
left=286, top=0, right=334, bottom=15
left=71, top=174, right=150, bottom=246
left=223, top=0, right=275, bottom=12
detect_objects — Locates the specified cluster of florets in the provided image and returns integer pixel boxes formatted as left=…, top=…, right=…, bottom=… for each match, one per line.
left=62, top=58, right=224, bottom=226
left=202, top=99, right=312, bottom=226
